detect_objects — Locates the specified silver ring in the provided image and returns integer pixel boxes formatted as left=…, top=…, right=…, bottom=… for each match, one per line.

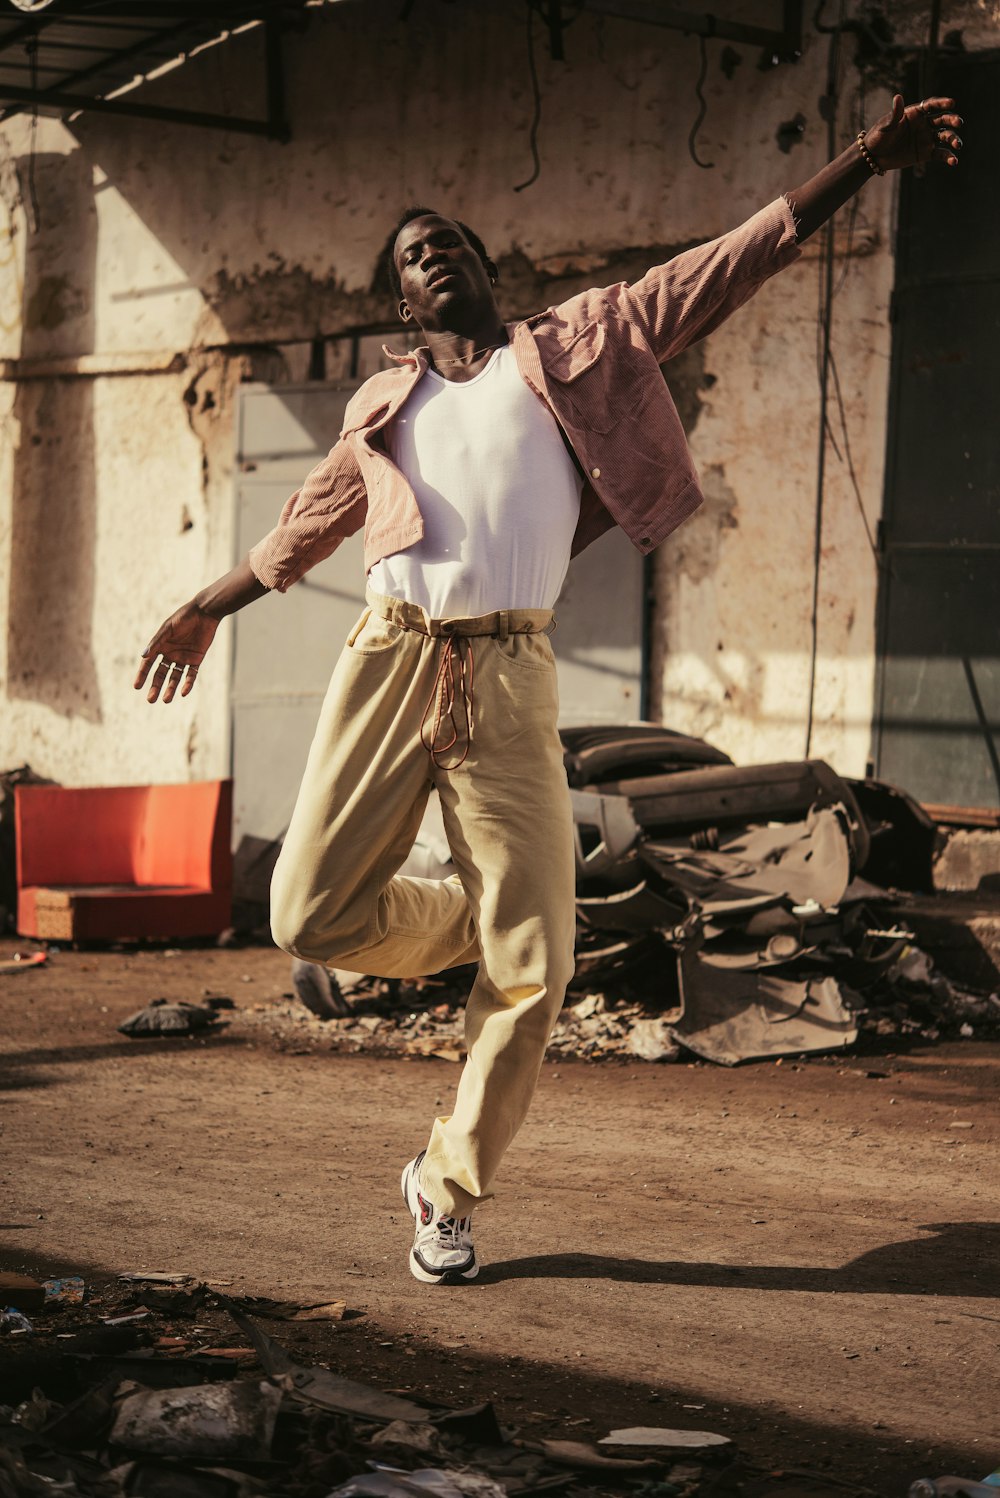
left=169, top=662, right=183, bottom=673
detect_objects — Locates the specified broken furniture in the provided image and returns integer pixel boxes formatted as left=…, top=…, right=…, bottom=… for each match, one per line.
left=15, top=780, right=232, bottom=942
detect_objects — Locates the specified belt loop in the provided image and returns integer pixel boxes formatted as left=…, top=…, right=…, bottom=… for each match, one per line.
left=498, top=609, right=509, bottom=642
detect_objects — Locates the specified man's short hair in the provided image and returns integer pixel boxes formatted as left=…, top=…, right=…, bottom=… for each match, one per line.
left=385, top=206, right=493, bottom=301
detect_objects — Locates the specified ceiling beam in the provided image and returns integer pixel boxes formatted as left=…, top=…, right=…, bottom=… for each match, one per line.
left=580, top=0, right=802, bottom=58
left=0, top=79, right=289, bottom=136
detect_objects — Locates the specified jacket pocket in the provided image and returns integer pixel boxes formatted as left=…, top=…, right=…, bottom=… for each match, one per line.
left=539, top=318, right=643, bottom=435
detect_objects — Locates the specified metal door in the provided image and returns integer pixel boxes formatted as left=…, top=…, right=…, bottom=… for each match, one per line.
left=232, top=382, right=645, bottom=849
left=874, top=53, right=1000, bottom=810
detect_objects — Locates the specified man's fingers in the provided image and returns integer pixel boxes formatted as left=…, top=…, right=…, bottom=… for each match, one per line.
left=137, top=648, right=201, bottom=704
left=934, top=127, right=962, bottom=167
left=920, top=95, right=957, bottom=115
left=146, top=659, right=170, bottom=704
left=161, top=662, right=187, bottom=705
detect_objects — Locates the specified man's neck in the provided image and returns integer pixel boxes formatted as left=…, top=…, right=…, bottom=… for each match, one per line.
left=422, top=320, right=510, bottom=384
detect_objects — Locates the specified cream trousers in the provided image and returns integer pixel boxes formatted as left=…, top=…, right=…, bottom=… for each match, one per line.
left=270, top=588, right=577, bottom=1218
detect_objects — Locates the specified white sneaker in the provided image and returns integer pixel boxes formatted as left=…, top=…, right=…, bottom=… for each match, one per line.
left=400, top=1151, right=478, bottom=1285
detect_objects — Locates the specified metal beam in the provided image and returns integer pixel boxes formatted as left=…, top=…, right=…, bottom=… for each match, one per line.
left=0, top=78, right=288, bottom=135
left=5, top=3, right=294, bottom=14
left=581, top=0, right=802, bottom=57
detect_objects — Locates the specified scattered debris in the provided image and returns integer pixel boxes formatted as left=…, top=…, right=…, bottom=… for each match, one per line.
left=327, top=1473, right=508, bottom=1497
left=910, top=1479, right=1000, bottom=1498
left=117, top=1272, right=195, bottom=1284
left=42, top=1278, right=85, bottom=1306
left=0, top=1307, right=34, bottom=1334
left=599, top=1427, right=733, bottom=1451
left=111, top=1379, right=282, bottom=1460
left=118, top=996, right=232, bottom=1037
left=625, top=1017, right=681, bottom=1062
left=0, top=950, right=47, bottom=974
left=233, top=1295, right=353, bottom=1322
left=0, top=1272, right=46, bottom=1311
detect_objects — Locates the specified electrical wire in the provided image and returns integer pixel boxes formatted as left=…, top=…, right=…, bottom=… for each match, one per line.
left=687, top=31, right=715, bottom=170
left=514, top=0, right=543, bottom=192
left=827, top=351, right=881, bottom=562
left=26, top=35, right=40, bottom=233
left=804, top=3, right=844, bottom=758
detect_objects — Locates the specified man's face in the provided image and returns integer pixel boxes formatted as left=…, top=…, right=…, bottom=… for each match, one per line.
left=393, top=214, right=495, bottom=329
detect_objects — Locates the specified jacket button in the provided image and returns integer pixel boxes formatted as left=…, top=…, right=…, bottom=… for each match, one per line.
left=641, top=536, right=651, bottom=546
left=590, top=467, right=601, bottom=479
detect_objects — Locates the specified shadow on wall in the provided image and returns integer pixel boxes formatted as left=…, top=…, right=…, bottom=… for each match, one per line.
left=7, top=149, right=101, bottom=724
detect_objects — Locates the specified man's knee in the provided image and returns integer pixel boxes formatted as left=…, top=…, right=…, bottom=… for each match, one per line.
left=270, top=902, right=319, bottom=963
left=270, top=885, right=367, bottom=967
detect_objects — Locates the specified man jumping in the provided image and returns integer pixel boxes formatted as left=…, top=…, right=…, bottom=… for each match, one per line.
left=136, top=95, right=961, bottom=1285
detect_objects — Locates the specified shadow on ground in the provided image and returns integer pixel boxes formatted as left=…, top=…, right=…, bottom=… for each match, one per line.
left=0, top=1030, right=254, bottom=1089
left=478, top=1221, right=1000, bottom=1298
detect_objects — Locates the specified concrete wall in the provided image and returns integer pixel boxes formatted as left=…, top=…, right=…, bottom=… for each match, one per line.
left=0, top=0, right=990, bottom=787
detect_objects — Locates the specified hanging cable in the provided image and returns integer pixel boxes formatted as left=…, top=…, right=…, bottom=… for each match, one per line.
left=804, top=3, right=845, bottom=758
left=802, top=56, right=880, bottom=760
left=514, top=0, right=543, bottom=192
left=827, top=351, right=881, bottom=563
left=25, top=33, right=41, bottom=233
left=687, top=31, right=715, bottom=170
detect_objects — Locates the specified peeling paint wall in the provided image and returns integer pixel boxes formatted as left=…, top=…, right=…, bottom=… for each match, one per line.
left=0, top=0, right=992, bottom=789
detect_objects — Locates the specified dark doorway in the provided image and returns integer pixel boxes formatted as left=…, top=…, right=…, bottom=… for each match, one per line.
left=873, top=52, right=1000, bottom=810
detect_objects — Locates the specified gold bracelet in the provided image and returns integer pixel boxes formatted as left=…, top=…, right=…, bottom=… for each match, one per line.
left=856, top=131, right=885, bottom=176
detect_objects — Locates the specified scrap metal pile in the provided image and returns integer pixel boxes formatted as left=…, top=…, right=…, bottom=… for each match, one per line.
left=563, top=724, right=949, bottom=1064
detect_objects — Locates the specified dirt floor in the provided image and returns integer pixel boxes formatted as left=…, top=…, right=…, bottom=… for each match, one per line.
left=2, top=937, right=998, bottom=1496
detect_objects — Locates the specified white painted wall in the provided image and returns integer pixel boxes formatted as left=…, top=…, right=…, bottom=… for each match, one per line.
left=0, top=0, right=989, bottom=788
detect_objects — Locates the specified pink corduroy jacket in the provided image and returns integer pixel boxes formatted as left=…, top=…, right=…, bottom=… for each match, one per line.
left=248, top=198, right=800, bottom=593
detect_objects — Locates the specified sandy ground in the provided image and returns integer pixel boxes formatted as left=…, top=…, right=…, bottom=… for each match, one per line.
left=2, top=937, right=998, bottom=1495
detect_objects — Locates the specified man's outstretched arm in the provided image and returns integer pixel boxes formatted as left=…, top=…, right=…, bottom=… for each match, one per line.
left=134, top=557, right=268, bottom=705
left=606, top=92, right=963, bottom=366
left=787, top=93, right=962, bottom=242
left=135, top=436, right=368, bottom=705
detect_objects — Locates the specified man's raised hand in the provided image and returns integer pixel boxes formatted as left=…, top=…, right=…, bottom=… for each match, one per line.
left=134, top=601, right=220, bottom=704
left=868, top=94, right=963, bottom=171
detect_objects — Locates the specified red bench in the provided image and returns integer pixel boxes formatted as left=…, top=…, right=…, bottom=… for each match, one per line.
left=15, top=780, right=232, bottom=942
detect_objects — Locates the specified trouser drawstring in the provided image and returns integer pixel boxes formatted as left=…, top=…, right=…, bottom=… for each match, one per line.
left=421, top=635, right=476, bottom=769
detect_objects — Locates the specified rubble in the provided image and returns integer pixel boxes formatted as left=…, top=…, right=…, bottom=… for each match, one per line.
left=232, top=936, right=998, bottom=1071
left=0, top=1272, right=746, bottom=1497
left=118, top=996, right=234, bottom=1037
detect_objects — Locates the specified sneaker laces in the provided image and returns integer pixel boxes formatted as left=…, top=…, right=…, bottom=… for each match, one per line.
left=432, top=1214, right=471, bottom=1249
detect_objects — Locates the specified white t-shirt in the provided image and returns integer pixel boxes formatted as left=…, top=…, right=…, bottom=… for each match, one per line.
left=368, top=345, right=583, bottom=617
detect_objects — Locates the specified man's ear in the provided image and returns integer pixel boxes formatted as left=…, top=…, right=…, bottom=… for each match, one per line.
left=485, top=258, right=500, bottom=285
left=399, top=300, right=413, bottom=322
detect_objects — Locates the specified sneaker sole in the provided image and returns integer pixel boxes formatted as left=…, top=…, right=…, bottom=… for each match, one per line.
left=408, top=1248, right=479, bottom=1285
